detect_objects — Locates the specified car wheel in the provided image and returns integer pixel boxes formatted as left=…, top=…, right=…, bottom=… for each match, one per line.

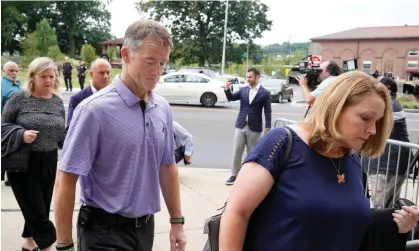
left=278, top=93, right=283, bottom=103
left=288, top=93, right=293, bottom=102
left=200, top=92, right=217, bottom=107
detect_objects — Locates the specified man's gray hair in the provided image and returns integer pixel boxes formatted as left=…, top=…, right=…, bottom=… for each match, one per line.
left=91, top=58, right=112, bottom=71
left=123, top=20, right=173, bottom=51
left=3, top=61, right=18, bottom=70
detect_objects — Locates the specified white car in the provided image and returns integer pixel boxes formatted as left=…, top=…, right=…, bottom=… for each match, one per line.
left=154, top=72, right=228, bottom=107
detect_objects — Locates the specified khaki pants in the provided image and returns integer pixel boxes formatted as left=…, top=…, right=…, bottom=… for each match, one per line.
left=369, top=174, right=405, bottom=208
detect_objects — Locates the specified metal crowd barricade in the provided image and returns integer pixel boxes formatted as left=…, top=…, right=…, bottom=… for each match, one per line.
left=273, top=118, right=419, bottom=249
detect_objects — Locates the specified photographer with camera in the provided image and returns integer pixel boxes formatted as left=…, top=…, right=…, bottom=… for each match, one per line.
left=296, top=60, right=341, bottom=105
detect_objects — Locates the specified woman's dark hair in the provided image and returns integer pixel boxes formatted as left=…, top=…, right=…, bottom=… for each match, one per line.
left=379, top=77, right=398, bottom=97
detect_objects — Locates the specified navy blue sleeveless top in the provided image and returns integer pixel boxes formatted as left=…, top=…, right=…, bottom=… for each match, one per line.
left=242, top=127, right=371, bottom=251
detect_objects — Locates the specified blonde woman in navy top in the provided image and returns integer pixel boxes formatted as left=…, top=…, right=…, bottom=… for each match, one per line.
left=219, top=71, right=419, bottom=251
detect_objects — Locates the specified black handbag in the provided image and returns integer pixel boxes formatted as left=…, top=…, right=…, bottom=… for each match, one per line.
left=1, top=143, right=31, bottom=172
left=175, top=146, right=186, bottom=164
left=203, top=127, right=293, bottom=251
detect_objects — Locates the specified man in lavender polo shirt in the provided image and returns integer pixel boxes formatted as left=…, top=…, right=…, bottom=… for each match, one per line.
left=53, top=20, right=186, bottom=251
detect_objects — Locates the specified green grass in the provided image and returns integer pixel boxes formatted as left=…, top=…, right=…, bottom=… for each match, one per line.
left=397, top=95, right=419, bottom=109
left=18, top=68, right=122, bottom=89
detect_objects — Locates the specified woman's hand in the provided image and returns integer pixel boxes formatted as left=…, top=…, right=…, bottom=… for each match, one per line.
left=23, top=130, right=39, bottom=144
left=393, top=206, right=419, bottom=233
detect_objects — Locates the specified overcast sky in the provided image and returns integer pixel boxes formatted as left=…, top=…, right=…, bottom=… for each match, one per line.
left=109, top=0, right=418, bottom=46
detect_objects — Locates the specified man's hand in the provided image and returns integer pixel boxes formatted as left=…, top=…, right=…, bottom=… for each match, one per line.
left=184, top=155, right=191, bottom=165
left=295, top=75, right=308, bottom=87
left=170, top=224, right=187, bottom=251
left=264, top=128, right=270, bottom=134
left=225, top=79, right=232, bottom=89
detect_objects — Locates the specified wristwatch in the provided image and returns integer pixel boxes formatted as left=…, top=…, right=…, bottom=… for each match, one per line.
left=170, top=216, right=185, bottom=225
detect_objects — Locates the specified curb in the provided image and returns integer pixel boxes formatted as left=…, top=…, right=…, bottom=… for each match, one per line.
left=405, top=109, right=419, bottom=113
left=291, top=100, right=309, bottom=107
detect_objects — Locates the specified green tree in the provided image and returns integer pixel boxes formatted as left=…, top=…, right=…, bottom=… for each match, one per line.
left=47, top=45, right=65, bottom=61
left=36, top=18, right=59, bottom=56
left=1, top=1, right=112, bottom=56
left=80, top=44, right=96, bottom=66
left=136, top=0, right=272, bottom=66
left=21, top=32, right=40, bottom=67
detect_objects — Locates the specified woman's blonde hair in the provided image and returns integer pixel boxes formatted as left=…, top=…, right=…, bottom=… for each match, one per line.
left=25, top=57, right=60, bottom=94
left=300, top=70, right=393, bottom=158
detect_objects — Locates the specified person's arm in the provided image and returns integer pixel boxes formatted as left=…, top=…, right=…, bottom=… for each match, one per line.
left=54, top=104, right=100, bottom=248
left=2, top=92, right=23, bottom=123
left=263, top=90, right=272, bottom=132
left=159, top=110, right=182, bottom=218
left=224, top=88, right=241, bottom=101
left=219, top=128, right=290, bottom=251
left=173, top=121, right=194, bottom=157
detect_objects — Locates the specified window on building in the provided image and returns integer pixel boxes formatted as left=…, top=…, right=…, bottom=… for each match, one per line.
left=407, top=61, right=419, bottom=68
left=362, top=61, right=372, bottom=73
left=408, top=50, right=419, bottom=57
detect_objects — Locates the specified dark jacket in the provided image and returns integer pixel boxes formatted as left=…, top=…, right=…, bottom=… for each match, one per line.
left=224, top=85, right=272, bottom=133
left=360, top=208, right=408, bottom=251
left=67, top=86, right=93, bottom=128
left=1, top=123, right=30, bottom=172
left=363, top=98, right=411, bottom=175
left=62, top=62, right=73, bottom=75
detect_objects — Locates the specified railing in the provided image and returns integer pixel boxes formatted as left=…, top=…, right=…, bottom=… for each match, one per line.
left=273, top=118, right=419, bottom=250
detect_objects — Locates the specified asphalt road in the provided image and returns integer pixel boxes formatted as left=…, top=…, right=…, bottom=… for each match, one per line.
left=60, top=87, right=419, bottom=171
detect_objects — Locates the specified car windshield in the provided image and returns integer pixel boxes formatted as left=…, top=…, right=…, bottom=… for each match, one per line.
left=262, top=80, right=284, bottom=87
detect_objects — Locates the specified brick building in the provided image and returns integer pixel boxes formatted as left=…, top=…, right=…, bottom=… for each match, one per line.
left=309, top=25, right=419, bottom=80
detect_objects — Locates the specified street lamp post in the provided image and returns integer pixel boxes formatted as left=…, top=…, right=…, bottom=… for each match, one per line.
left=221, top=0, right=229, bottom=75
left=246, top=42, right=249, bottom=72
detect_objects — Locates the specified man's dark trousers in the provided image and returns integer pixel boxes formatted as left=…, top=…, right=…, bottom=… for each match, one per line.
left=77, top=206, right=155, bottom=251
left=64, top=73, right=72, bottom=91
left=78, top=76, right=85, bottom=90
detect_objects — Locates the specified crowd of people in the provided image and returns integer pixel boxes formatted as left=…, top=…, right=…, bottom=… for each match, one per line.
left=1, top=19, right=419, bottom=251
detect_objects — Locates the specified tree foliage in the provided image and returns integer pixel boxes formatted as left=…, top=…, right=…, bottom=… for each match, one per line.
left=136, top=0, right=273, bottom=66
left=36, top=18, right=59, bottom=56
left=21, top=32, right=39, bottom=67
left=47, top=45, right=65, bottom=61
left=80, top=44, right=96, bottom=67
left=1, top=1, right=112, bottom=56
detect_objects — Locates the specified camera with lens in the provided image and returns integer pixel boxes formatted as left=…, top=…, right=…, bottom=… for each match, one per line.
left=289, top=55, right=322, bottom=91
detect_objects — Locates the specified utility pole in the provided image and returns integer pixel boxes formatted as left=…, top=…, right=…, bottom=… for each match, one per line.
left=246, top=42, right=249, bottom=72
left=221, top=0, right=229, bottom=75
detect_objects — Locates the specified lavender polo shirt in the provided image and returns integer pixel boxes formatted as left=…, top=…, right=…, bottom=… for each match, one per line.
left=59, top=76, right=175, bottom=218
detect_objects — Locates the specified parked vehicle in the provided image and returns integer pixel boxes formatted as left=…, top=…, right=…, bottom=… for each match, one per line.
left=178, top=67, right=218, bottom=78
left=214, top=74, right=248, bottom=92
left=155, top=72, right=228, bottom=107
left=262, top=79, right=294, bottom=103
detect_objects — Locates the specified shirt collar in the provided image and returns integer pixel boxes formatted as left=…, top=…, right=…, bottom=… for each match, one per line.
left=114, top=75, right=156, bottom=108
left=249, top=84, right=260, bottom=91
left=90, top=83, right=97, bottom=94
left=2, top=76, right=21, bottom=85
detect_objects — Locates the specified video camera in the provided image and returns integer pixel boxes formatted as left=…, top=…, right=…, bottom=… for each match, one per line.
left=290, top=54, right=322, bottom=91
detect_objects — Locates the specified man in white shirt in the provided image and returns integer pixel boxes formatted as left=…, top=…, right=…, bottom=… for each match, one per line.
left=173, top=121, right=194, bottom=165
left=67, top=58, right=112, bottom=127
left=297, top=60, right=341, bottom=105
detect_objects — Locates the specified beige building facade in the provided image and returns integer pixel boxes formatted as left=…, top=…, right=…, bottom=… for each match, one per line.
left=309, top=25, right=419, bottom=80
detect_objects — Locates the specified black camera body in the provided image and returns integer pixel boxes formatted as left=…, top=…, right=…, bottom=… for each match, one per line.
left=289, top=55, right=322, bottom=91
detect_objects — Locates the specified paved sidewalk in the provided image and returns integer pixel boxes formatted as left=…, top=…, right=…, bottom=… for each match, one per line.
left=1, top=167, right=231, bottom=251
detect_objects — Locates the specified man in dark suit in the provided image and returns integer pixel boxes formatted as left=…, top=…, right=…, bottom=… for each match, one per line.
left=67, top=58, right=112, bottom=127
left=224, top=68, right=272, bottom=185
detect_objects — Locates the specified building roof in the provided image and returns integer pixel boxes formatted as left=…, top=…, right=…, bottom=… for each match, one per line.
left=100, top=38, right=123, bottom=45
left=311, top=25, right=419, bottom=41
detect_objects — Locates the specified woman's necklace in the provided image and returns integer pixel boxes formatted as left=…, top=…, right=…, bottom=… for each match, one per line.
left=329, top=158, right=345, bottom=184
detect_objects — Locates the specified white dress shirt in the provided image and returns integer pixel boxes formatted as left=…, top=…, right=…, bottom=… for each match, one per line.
left=249, top=84, right=260, bottom=104
left=91, top=84, right=98, bottom=94
left=173, top=121, right=194, bottom=156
